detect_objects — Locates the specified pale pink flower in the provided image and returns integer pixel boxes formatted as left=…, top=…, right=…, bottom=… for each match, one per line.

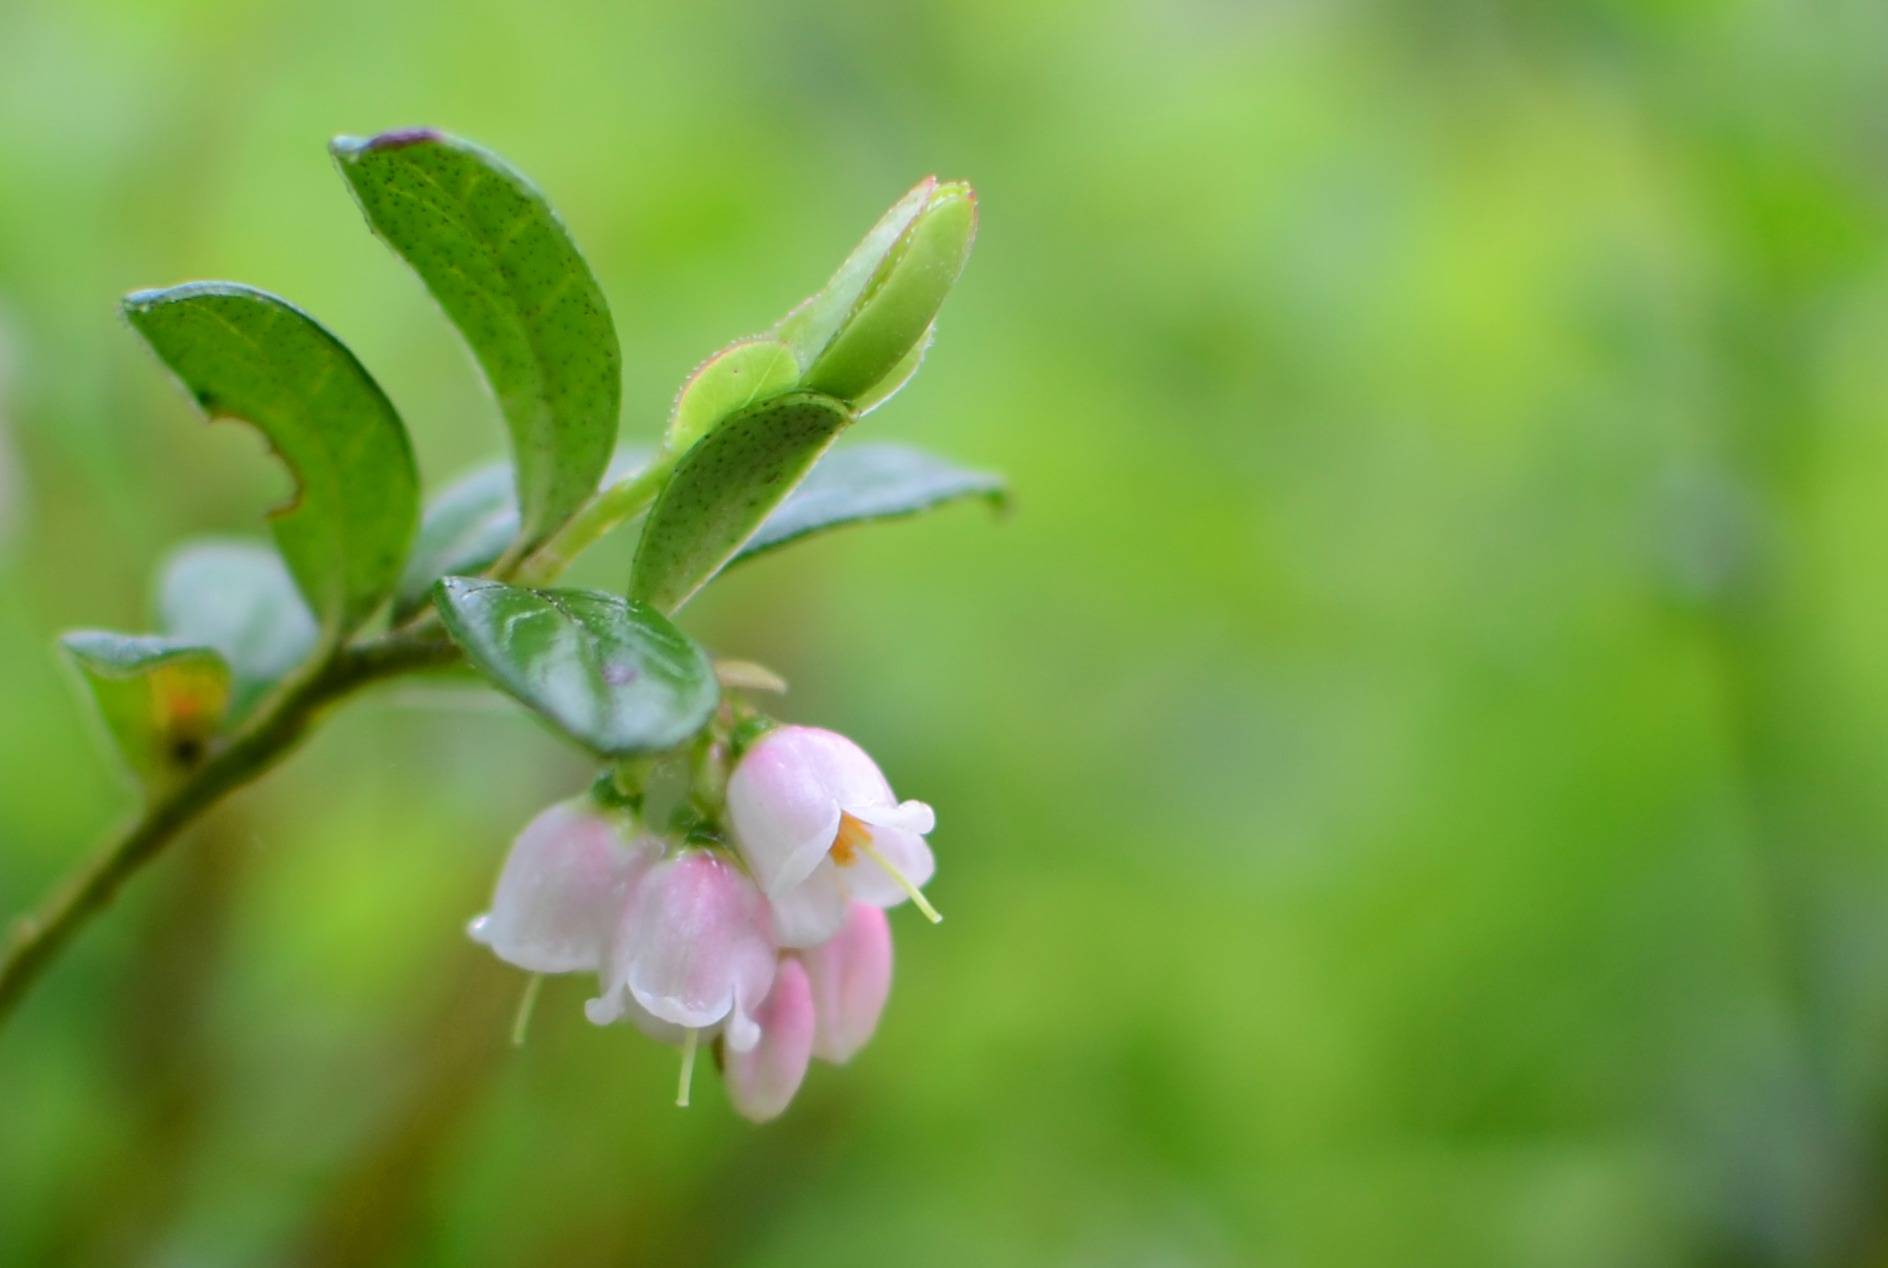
left=800, top=902, right=894, bottom=1063
left=585, top=849, right=778, bottom=1054
left=724, top=958, right=816, bottom=1123
left=726, top=726, right=939, bottom=947
left=468, top=799, right=652, bottom=974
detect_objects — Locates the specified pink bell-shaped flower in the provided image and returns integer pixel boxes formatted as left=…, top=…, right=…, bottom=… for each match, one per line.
left=726, top=726, right=939, bottom=947
left=724, top=958, right=816, bottom=1123
left=468, top=798, right=653, bottom=974
left=585, top=849, right=778, bottom=1054
left=799, top=901, right=894, bottom=1063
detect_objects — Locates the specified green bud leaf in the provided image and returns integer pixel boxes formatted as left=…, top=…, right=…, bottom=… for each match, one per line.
left=628, top=391, right=853, bottom=613
left=731, top=442, right=1007, bottom=566
left=433, top=578, right=717, bottom=757
left=60, top=631, right=231, bottom=789
left=158, top=540, right=320, bottom=722
left=393, top=463, right=520, bottom=622
left=123, top=283, right=419, bottom=643
left=332, top=129, right=620, bottom=545
left=851, top=324, right=933, bottom=417
left=664, top=338, right=799, bottom=455
left=800, top=182, right=977, bottom=404
left=774, top=177, right=937, bottom=370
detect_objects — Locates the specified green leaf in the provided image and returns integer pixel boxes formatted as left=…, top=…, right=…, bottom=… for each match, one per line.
left=851, top=324, right=933, bottom=417
left=664, top=338, right=800, bottom=455
left=802, top=182, right=977, bottom=403
left=123, top=283, right=419, bottom=643
left=775, top=177, right=936, bottom=370
left=433, top=578, right=717, bottom=757
left=628, top=392, right=853, bottom=613
left=732, top=442, right=1006, bottom=565
left=159, top=540, right=320, bottom=720
left=393, top=464, right=520, bottom=622
left=61, top=631, right=230, bottom=788
left=332, top=129, right=620, bottom=545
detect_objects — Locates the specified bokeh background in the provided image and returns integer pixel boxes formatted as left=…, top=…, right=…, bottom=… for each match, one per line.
left=3, top=0, right=1888, bottom=1263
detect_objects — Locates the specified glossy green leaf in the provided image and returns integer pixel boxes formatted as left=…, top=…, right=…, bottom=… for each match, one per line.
left=61, top=631, right=230, bottom=788
left=628, top=392, right=853, bottom=613
left=802, top=182, right=977, bottom=403
left=664, top=338, right=800, bottom=455
left=774, top=177, right=936, bottom=370
left=434, top=578, right=716, bottom=756
left=159, top=539, right=320, bottom=720
left=123, top=283, right=419, bottom=642
left=393, top=464, right=520, bottom=621
left=732, top=442, right=1007, bottom=565
left=332, top=129, right=620, bottom=544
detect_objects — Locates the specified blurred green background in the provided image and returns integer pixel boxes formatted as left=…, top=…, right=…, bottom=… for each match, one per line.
left=4, top=0, right=1888, bottom=1263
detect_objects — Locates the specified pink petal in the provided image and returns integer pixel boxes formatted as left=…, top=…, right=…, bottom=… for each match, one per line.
left=800, top=902, right=893, bottom=1063
left=724, top=958, right=816, bottom=1123
left=468, top=799, right=651, bottom=974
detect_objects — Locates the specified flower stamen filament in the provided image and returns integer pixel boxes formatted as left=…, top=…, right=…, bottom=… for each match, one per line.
left=511, top=972, right=544, bottom=1048
left=677, top=1027, right=699, bottom=1108
left=857, top=837, right=943, bottom=924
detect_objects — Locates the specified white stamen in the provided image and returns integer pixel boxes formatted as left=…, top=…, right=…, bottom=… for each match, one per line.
left=676, top=1027, right=699, bottom=1107
left=858, top=838, right=943, bottom=924
left=511, top=973, right=544, bottom=1048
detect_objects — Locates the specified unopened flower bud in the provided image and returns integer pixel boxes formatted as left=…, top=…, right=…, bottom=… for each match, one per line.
left=724, top=958, right=816, bottom=1123
left=800, top=902, right=893, bottom=1063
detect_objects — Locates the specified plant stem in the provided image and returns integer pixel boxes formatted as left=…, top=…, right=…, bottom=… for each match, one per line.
left=0, top=627, right=458, bottom=1029
left=509, top=453, right=676, bottom=587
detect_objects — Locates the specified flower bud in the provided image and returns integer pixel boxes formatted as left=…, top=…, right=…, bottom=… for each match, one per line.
left=726, top=725, right=938, bottom=947
left=586, top=849, right=777, bottom=1052
left=800, top=902, right=893, bottom=1063
left=723, top=958, right=816, bottom=1123
left=469, top=798, right=652, bottom=974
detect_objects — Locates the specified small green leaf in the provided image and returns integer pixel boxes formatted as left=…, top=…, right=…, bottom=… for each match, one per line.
left=732, top=442, right=1006, bottom=565
left=801, top=182, right=977, bottom=404
left=158, top=540, right=321, bottom=721
left=393, top=464, right=520, bottom=622
left=851, top=324, right=932, bottom=417
left=433, top=578, right=717, bottom=756
left=628, top=392, right=853, bottom=613
left=775, top=177, right=936, bottom=370
left=123, top=283, right=419, bottom=643
left=333, top=129, right=620, bottom=545
left=664, top=338, right=800, bottom=455
left=61, top=631, right=231, bottom=788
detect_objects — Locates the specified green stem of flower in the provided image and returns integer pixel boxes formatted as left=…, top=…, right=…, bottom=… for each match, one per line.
left=509, top=452, right=678, bottom=588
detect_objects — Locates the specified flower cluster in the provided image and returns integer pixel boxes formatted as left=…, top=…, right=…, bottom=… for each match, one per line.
left=468, top=724, right=937, bottom=1121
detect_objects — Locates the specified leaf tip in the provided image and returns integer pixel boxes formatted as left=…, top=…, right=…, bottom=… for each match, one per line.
left=332, top=128, right=444, bottom=162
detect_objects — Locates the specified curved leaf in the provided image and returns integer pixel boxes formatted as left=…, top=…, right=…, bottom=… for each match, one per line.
left=333, top=129, right=620, bottom=544
left=123, top=283, right=419, bottom=642
left=61, top=631, right=230, bottom=788
left=628, top=392, right=853, bottom=614
left=802, top=182, right=977, bottom=403
left=434, top=578, right=716, bottom=756
left=159, top=540, right=320, bottom=720
left=665, top=338, right=799, bottom=455
left=774, top=177, right=936, bottom=370
left=732, top=442, right=1006, bottom=566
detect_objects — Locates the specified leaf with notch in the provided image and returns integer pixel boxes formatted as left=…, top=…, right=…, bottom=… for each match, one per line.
left=123, top=283, right=419, bottom=643
left=333, top=129, right=619, bottom=544
left=61, top=631, right=230, bottom=789
left=628, top=392, right=853, bottom=614
left=434, top=578, right=716, bottom=756
left=159, top=540, right=320, bottom=721
left=732, top=442, right=1006, bottom=566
